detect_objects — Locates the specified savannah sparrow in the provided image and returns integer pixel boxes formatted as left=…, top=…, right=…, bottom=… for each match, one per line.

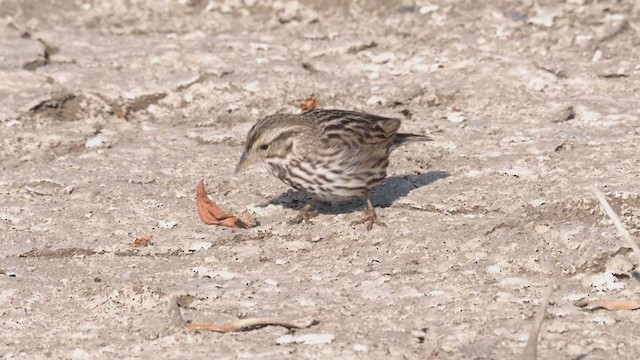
left=235, top=109, right=431, bottom=230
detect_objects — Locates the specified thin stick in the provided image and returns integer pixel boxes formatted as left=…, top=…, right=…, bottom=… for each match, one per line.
left=186, top=317, right=316, bottom=332
left=169, top=296, right=316, bottom=333
left=590, top=187, right=640, bottom=263
left=522, top=286, right=553, bottom=360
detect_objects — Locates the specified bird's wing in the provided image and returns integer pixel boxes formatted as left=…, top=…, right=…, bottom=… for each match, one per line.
left=306, top=109, right=401, bottom=149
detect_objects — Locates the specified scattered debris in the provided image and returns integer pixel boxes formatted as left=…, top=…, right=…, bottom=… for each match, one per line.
left=196, top=180, right=255, bottom=228
left=300, top=96, right=320, bottom=111
left=132, top=234, right=153, bottom=247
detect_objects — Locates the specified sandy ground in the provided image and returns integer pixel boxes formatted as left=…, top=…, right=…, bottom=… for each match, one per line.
left=2, top=0, right=640, bottom=359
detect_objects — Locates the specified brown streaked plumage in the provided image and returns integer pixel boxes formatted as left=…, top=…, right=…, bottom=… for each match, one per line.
left=235, top=108, right=432, bottom=230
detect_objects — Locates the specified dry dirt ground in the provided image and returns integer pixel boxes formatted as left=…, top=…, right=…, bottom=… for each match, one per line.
left=2, top=0, right=640, bottom=359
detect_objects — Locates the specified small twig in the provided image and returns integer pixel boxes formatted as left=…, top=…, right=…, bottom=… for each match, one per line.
left=575, top=299, right=640, bottom=311
left=590, top=187, right=640, bottom=264
left=186, top=317, right=316, bottom=332
left=522, top=286, right=553, bottom=360
left=168, top=296, right=316, bottom=333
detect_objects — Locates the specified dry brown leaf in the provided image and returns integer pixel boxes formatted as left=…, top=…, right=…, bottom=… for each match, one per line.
left=300, top=96, right=319, bottom=111
left=132, top=234, right=152, bottom=247
left=196, top=180, right=254, bottom=228
left=575, top=299, right=640, bottom=311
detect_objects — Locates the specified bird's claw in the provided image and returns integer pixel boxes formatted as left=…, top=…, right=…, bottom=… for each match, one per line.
left=350, top=210, right=386, bottom=231
left=289, top=209, right=318, bottom=225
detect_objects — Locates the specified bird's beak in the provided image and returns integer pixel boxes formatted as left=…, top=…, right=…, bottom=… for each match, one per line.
left=234, top=152, right=254, bottom=174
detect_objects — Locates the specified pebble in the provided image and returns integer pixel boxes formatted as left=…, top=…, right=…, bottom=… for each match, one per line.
left=244, top=81, right=261, bottom=93
left=158, top=220, right=177, bottom=229
left=366, top=95, right=385, bottom=106
left=188, top=241, right=212, bottom=251
left=419, top=5, right=439, bottom=14
left=85, top=134, right=111, bottom=149
left=263, top=278, right=279, bottom=286
left=371, top=52, right=394, bottom=64
left=353, top=344, right=368, bottom=352
left=446, top=112, right=466, bottom=123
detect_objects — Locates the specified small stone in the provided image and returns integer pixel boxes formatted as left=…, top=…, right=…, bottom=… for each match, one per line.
left=61, top=185, right=75, bottom=194
left=592, top=49, right=603, bottom=62
left=5, top=119, right=21, bottom=127
left=528, top=77, right=547, bottom=91
left=534, top=224, right=550, bottom=234
left=446, top=112, right=466, bottom=123
left=263, top=278, right=279, bottom=286
left=244, top=81, right=261, bottom=93
left=529, top=198, right=546, bottom=207
left=216, top=270, right=236, bottom=281
left=191, top=266, right=213, bottom=278
left=528, top=5, right=563, bottom=28
left=366, top=95, right=385, bottom=106
left=188, top=241, right=212, bottom=251
left=158, top=220, right=177, bottom=229
left=371, top=52, right=394, bottom=64
left=419, top=5, right=439, bottom=14
left=275, top=259, right=287, bottom=265
left=85, top=134, right=111, bottom=149
left=353, top=344, right=368, bottom=352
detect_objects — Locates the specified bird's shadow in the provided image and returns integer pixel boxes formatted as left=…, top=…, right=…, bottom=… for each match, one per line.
left=261, top=171, right=450, bottom=215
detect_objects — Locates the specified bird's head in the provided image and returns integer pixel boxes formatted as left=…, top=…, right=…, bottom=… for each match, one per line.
left=235, top=115, right=300, bottom=174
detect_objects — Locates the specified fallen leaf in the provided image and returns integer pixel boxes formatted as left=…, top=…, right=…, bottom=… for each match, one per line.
left=574, top=299, right=640, bottom=311
left=301, top=96, right=320, bottom=111
left=133, top=234, right=152, bottom=247
left=196, top=180, right=254, bottom=228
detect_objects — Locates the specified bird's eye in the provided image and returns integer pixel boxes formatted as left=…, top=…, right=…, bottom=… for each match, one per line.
left=259, top=144, right=269, bottom=150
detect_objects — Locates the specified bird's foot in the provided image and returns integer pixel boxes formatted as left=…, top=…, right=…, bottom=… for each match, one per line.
left=350, top=209, right=386, bottom=231
left=289, top=208, right=319, bottom=225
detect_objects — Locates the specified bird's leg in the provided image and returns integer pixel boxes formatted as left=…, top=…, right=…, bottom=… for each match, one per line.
left=350, top=195, right=386, bottom=231
left=289, top=198, right=319, bottom=224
